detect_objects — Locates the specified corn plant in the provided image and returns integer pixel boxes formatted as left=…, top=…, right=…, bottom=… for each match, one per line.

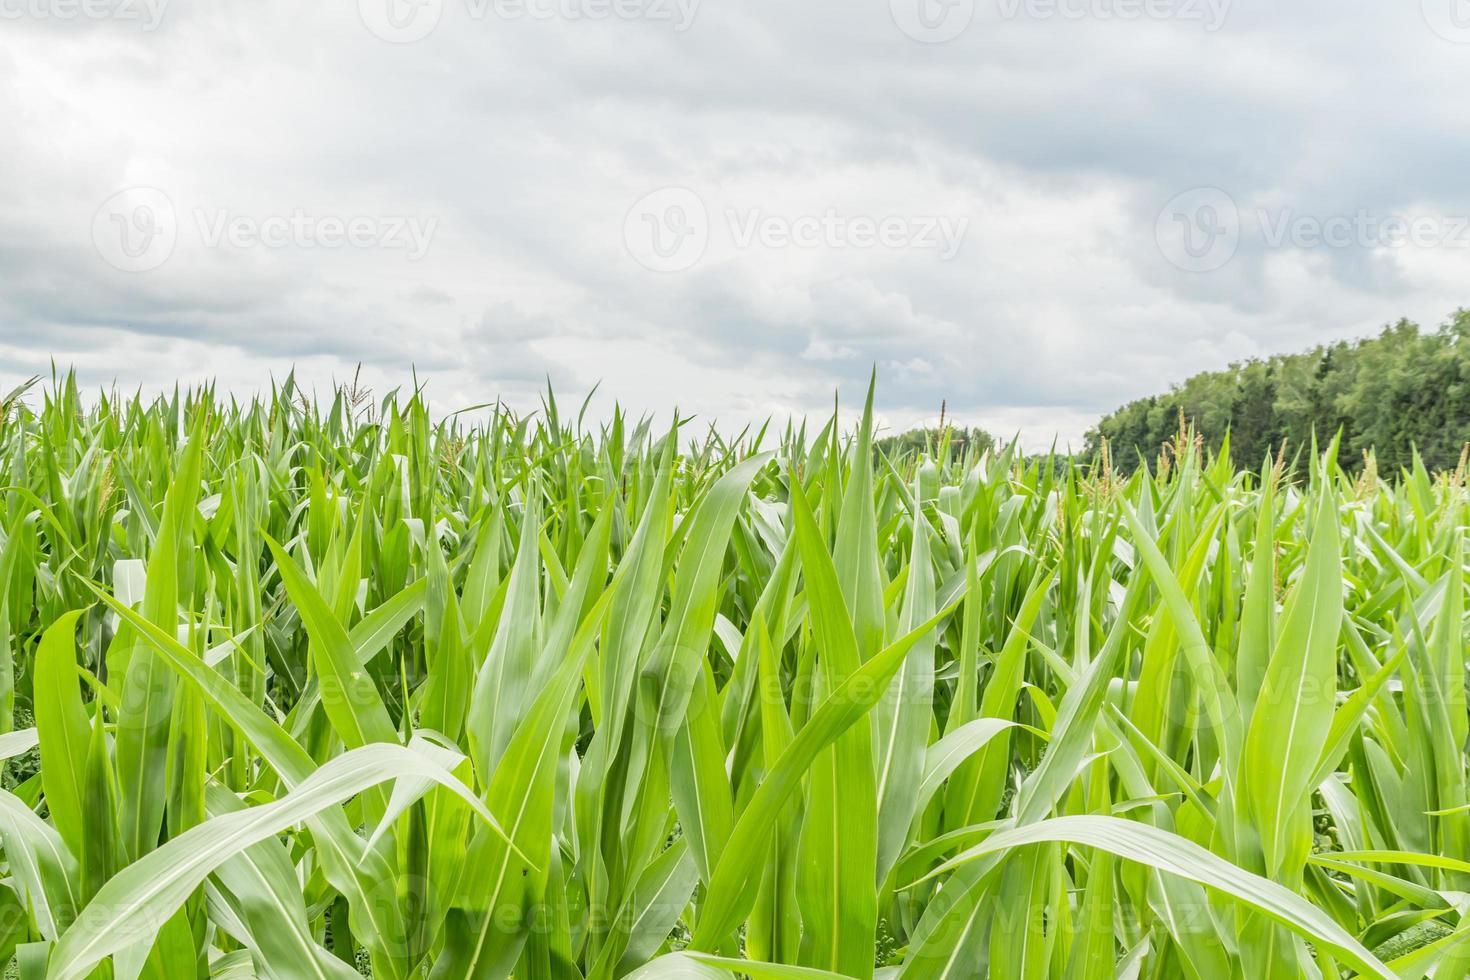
left=0, top=370, right=1464, bottom=979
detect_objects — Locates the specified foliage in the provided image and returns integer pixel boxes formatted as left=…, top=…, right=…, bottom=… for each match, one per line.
left=874, top=425, right=996, bottom=464
left=0, top=370, right=1462, bottom=978
left=1086, top=309, right=1470, bottom=475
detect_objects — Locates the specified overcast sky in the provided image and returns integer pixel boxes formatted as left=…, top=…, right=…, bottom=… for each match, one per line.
left=2, top=0, right=1468, bottom=446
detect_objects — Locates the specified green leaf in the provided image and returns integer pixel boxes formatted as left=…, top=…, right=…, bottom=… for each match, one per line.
left=917, top=815, right=1392, bottom=980
left=50, top=742, right=506, bottom=980
left=33, top=611, right=90, bottom=857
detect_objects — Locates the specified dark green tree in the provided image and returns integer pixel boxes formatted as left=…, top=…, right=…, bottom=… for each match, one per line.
left=1086, top=310, right=1470, bottom=474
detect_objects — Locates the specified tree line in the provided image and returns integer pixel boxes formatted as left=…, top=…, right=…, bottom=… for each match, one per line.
left=1084, top=310, right=1470, bottom=474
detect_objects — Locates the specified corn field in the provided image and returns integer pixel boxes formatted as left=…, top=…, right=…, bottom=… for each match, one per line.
left=0, top=372, right=1467, bottom=979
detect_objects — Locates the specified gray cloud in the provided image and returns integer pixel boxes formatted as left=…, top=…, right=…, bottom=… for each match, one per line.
left=1, top=0, right=1467, bottom=446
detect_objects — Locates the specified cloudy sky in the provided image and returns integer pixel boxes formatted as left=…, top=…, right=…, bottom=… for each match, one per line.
left=2, top=0, right=1468, bottom=446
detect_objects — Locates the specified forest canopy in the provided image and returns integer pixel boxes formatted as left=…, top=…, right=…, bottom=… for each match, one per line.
left=1085, top=310, right=1470, bottom=474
